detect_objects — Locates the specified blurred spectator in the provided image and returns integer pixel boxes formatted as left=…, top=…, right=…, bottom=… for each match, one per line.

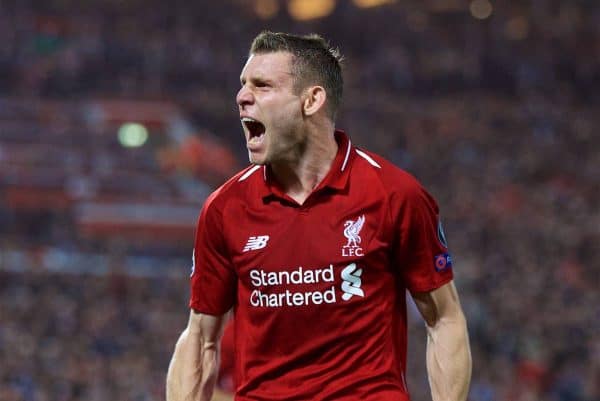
left=0, top=1, right=598, bottom=401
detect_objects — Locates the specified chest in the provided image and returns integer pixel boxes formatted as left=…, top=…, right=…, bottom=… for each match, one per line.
left=224, top=191, right=394, bottom=283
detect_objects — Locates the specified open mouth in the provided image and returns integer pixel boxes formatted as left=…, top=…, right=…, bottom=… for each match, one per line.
left=241, top=117, right=266, bottom=144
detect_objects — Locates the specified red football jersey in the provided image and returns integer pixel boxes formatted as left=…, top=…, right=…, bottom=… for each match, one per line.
left=190, top=130, right=453, bottom=401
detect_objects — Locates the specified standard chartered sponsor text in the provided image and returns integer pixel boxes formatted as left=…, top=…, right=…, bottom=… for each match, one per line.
left=250, top=265, right=336, bottom=307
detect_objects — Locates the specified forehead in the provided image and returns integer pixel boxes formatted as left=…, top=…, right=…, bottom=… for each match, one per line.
left=240, top=52, right=294, bottom=82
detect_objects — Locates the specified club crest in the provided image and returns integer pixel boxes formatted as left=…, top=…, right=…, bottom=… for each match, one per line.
left=342, top=215, right=365, bottom=257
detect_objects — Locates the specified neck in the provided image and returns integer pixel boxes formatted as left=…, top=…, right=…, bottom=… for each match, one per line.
left=271, top=125, right=338, bottom=205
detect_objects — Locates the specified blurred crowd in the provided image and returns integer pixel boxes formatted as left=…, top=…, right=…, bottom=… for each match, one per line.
left=0, top=269, right=186, bottom=401
left=0, top=1, right=598, bottom=401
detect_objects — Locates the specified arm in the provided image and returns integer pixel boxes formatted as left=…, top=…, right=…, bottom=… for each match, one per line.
left=211, top=389, right=234, bottom=401
left=412, top=280, right=472, bottom=401
left=166, top=310, right=227, bottom=401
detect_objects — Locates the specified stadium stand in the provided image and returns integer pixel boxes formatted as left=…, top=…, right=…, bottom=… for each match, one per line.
left=0, top=1, right=598, bottom=400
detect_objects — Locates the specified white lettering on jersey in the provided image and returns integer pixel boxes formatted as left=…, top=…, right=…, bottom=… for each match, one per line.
left=247, top=263, right=367, bottom=308
left=243, top=235, right=270, bottom=252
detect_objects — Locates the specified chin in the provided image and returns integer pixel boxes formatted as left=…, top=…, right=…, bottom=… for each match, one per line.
left=248, top=153, right=268, bottom=166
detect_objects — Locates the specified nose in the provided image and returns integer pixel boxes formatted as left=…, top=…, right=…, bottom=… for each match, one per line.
left=236, top=85, right=254, bottom=108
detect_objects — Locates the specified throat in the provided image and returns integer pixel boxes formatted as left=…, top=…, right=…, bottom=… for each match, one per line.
left=286, top=188, right=313, bottom=206
left=269, top=129, right=339, bottom=205
left=270, top=161, right=331, bottom=205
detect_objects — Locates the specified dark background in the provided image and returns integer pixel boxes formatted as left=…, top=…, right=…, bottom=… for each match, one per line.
left=0, top=1, right=598, bottom=400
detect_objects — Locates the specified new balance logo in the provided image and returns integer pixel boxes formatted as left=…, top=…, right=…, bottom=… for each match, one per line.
left=341, top=263, right=364, bottom=301
left=243, top=235, right=270, bottom=252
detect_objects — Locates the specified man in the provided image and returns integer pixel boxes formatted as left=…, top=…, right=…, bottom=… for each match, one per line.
left=167, top=31, right=471, bottom=401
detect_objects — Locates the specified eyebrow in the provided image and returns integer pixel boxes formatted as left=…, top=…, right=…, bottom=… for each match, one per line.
left=240, top=76, right=274, bottom=86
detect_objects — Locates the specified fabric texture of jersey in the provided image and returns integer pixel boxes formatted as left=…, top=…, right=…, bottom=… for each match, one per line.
left=190, top=130, right=453, bottom=401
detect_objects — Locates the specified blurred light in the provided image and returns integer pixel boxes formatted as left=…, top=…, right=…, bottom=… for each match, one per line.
left=505, top=16, right=529, bottom=40
left=118, top=123, right=148, bottom=148
left=470, top=0, right=493, bottom=20
left=254, top=0, right=279, bottom=19
left=288, top=0, right=336, bottom=21
left=352, top=0, right=395, bottom=8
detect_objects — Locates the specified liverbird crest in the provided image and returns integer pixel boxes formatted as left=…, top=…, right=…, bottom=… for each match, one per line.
left=343, top=215, right=365, bottom=249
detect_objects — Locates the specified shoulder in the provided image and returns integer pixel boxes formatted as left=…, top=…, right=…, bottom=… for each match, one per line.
left=200, top=164, right=262, bottom=216
left=352, top=148, right=441, bottom=235
left=352, top=147, right=425, bottom=199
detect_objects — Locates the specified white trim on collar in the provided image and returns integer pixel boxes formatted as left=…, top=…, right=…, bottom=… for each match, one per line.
left=238, top=165, right=261, bottom=181
left=341, top=139, right=352, bottom=171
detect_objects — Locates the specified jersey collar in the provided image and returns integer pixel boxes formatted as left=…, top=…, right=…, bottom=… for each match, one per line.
left=259, top=129, right=355, bottom=203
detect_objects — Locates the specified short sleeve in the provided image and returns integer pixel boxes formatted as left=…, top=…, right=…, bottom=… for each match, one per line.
left=189, top=194, right=236, bottom=315
left=391, top=179, right=453, bottom=293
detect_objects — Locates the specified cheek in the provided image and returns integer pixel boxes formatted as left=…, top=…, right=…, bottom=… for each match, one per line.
left=269, top=116, right=299, bottom=144
left=272, top=94, right=301, bottom=115
left=271, top=101, right=302, bottom=127
left=261, top=94, right=303, bottom=141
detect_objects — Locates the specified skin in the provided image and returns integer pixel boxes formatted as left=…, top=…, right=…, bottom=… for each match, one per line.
left=166, top=311, right=226, bottom=401
left=167, top=282, right=471, bottom=401
left=236, top=51, right=338, bottom=205
left=413, top=281, right=472, bottom=401
left=166, top=51, right=471, bottom=401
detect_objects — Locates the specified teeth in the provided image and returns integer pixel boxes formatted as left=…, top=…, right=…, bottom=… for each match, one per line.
left=241, top=117, right=257, bottom=123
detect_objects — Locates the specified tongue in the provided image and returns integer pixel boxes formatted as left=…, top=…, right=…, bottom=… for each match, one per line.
left=248, top=132, right=264, bottom=144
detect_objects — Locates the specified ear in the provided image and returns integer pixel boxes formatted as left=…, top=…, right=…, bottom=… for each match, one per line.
left=302, top=86, right=327, bottom=116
